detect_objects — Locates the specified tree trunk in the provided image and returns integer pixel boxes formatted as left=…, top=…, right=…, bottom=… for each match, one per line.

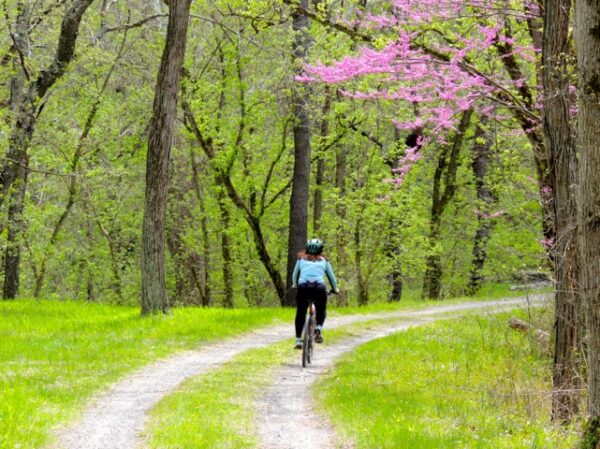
left=217, top=192, right=234, bottom=308
left=422, top=109, right=473, bottom=299
left=354, top=218, right=368, bottom=305
left=313, top=158, right=325, bottom=233
left=3, top=5, right=28, bottom=299
left=575, top=0, right=600, bottom=445
left=542, top=0, right=582, bottom=424
left=313, top=92, right=332, bottom=233
left=189, top=149, right=211, bottom=306
left=3, top=170, right=28, bottom=299
left=385, top=128, right=415, bottom=302
left=285, top=0, right=312, bottom=306
left=334, top=144, right=348, bottom=306
left=141, top=0, right=191, bottom=315
left=166, top=179, right=204, bottom=306
left=2, top=0, right=95, bottom=299
left=467, top=120, right=497, bottom=295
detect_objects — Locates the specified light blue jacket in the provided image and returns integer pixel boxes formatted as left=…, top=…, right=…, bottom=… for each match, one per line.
left=292, top=257, right=338, bottom=291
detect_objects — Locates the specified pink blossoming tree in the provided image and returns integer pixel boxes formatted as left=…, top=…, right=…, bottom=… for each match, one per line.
left=302, top=0, right=580, bottom=422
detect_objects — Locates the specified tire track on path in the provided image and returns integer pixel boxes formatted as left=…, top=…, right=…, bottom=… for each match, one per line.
left=51, top=295, right=546, bottom=449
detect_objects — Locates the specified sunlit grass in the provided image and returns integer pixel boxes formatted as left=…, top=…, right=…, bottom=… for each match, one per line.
left=316, top=309, right=579, bottom=449
left=0, top=299, right=292, bottom=449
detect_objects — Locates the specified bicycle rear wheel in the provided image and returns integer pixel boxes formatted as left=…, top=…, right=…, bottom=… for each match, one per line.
left=302, top=304, right=316, bottom=367
left=302, top=314, right=311, bottom=367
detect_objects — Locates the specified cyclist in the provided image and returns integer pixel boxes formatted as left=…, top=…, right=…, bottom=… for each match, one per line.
left=292, top=238, right=339, bottom=349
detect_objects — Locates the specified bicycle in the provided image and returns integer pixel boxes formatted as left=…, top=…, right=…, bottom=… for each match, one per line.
left=301, top=289, right=336, bottom=368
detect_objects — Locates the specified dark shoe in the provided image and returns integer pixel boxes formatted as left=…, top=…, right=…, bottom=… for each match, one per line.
left=315, top=328, right=323, bottom=344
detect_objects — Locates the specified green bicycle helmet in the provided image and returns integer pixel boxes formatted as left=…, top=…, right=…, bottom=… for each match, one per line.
left=306, top=238, right=324, bottom=255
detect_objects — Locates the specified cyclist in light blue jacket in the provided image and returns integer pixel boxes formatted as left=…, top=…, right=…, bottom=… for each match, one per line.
left=292, top=238, right=339, bottom=349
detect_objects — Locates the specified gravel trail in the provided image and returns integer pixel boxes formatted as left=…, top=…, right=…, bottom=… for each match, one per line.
left=254, top=296, right=546, bottom=449
left=51, top=295, right=546, bottom=449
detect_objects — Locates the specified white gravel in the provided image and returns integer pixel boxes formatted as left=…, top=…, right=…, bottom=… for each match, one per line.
left=50, top=295, right=547, bottom=449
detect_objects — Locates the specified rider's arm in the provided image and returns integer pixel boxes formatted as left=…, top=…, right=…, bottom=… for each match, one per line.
left=292, top=259, right=301, bottom=287
left=325, top=260, right=338, bottom=291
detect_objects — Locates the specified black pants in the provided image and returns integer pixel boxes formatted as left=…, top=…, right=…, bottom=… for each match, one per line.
left=294, top=283, right=327, bottom=338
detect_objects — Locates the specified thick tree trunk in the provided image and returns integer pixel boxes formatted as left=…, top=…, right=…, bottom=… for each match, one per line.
left=313, top=92, right=332, bottom=233
left=3, top=6, right=28, bottom=299
left=285, top=0, right=312, bottom=306
left=141, top=0, right=191, bottom=315
left=542, top=0, right=582, bottom=423
left=2, top=0, right=96, bottom=299
left=575, top=0, right=600, bottom=445
left=3, top=170, right=28, bottom=299
left=467, top=120, right=497, bottom=295
left=422, top=109, right=473, bottom=299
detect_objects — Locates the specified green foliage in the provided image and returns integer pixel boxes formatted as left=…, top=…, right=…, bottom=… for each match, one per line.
left=316, top=310, right=579, bottom=448
left=0, top=299, right=292, bottom=449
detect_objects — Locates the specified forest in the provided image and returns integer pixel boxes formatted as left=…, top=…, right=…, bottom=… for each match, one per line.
left=2, top=0, right=600, bottom=448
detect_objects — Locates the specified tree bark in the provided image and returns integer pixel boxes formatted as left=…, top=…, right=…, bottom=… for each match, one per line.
left=467, top=120, right=497, bottom=295
left=1, top=0, right=95, bottom=299
left=385, top=127, right=419, bottom=302
left=217, top=192, right=234, bottom=308
left=542, top=0, right=582, bottom=424
left=334, top=143, right=349, bottom=306
left=141, top=0, right=191, bottom=315
left=313, top=91, right=332, bottom=233
left=575, top=0, right=600, bottom=445
left=285, top=0, right=312, bottom=306
left=422, top=108, right=473, bottom=299
left=354, top=218, right=368, bottom=305
left=189, top=149, right=211, bottom=306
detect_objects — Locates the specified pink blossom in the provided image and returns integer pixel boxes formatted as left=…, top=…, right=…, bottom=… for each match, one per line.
left=539, top=238, right=555, bottom=250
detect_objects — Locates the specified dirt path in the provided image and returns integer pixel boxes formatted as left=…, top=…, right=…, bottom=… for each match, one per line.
left=253, top=296, right=546, bottom=449
left=51, top=295, right=546, bottom=449
left=254, top=318, right=432, bottom=449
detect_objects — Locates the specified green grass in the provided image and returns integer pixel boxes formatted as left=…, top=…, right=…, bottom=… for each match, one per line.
left=0, top=299, right=292, bottom=449
left=146, top=341, right=289, bottom=449
left=316, top=309, right=578, bottom=449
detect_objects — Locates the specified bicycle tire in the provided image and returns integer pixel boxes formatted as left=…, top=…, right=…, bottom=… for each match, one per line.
left=307, top=309, right=316, bottom=363
left=302, top=313, right=311, bottom=367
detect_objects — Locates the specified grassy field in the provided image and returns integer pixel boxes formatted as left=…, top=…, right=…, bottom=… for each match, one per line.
left=0, top=300, right=292, bottom=449
left=316, top=309, right=579, bottom=449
